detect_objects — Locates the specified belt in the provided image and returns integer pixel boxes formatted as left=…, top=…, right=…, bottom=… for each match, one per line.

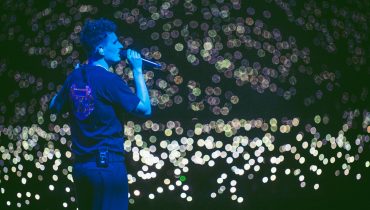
left=74, top=151, right=125, bottom=163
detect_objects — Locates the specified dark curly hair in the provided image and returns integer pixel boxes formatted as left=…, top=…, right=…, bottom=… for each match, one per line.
left=80, top=18, right=117, bottom=56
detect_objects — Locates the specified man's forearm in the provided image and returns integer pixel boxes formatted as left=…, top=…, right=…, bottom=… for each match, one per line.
left=133, top=68, right=151, bottom=113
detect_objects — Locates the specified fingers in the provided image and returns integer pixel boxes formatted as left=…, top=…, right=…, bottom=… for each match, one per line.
left=134, top=51, right=141, bottom=59
left=127, top=49, right=141, bottom=59
left=74, top=63, right=80, bottom=70
left=126, top=49, right=143, bottom=69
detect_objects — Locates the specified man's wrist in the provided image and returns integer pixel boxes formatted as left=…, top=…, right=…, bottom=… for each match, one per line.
left=133, top=67, right=143, bottom=74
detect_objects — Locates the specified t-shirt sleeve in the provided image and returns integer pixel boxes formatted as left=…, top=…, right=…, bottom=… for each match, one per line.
left=49, top=76, right=70, bottom=114
left=104, top=75, right=140, bottom=113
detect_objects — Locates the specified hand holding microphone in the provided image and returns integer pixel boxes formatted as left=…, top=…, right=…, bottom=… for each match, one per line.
left=120, top=49, right=162, bottom=69
left=123, top=49, right=143, bottom=73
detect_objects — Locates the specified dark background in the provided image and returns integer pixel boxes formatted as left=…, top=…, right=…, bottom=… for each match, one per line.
left=0, top=0, right=369, bottom=210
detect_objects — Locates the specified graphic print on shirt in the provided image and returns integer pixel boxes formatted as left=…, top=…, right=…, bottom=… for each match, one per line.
left=69, top=84, right=95, bottom=120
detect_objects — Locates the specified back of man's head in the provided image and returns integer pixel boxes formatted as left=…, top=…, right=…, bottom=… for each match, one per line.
left=80, top=18, right=117, bottom=56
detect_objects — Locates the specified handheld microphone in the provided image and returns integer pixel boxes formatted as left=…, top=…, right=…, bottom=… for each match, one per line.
left=120, top=49, right=162, bottom=69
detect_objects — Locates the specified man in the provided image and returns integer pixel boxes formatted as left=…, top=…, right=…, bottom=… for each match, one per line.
left=49, top=18, right=151, bottom=210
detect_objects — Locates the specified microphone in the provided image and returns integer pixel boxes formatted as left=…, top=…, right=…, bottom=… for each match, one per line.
left=120, top=49, right=162, bottom=69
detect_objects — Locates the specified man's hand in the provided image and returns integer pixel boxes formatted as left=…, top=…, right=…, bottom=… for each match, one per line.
left=126, top=49, right=151, bottom=117
left=126, top=49, right=143, bottom=72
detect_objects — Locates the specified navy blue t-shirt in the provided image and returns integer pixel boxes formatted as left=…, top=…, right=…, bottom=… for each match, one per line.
left=50, top=65, right=140, bottom=157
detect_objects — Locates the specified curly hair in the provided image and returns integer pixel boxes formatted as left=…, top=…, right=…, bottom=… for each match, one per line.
left=80, top=18, right=117, bottom=55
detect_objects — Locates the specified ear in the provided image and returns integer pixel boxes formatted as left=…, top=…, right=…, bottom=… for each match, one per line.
left=97, top=47, right=104, bottom=55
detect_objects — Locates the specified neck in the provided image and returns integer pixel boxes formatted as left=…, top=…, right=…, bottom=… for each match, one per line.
left=88, top=58, right=110, bottom=71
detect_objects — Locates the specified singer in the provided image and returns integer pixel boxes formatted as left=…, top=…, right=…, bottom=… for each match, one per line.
left=49, top=18, right=151, bottom=210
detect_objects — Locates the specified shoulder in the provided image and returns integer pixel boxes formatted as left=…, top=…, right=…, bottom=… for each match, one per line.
left=84, top=65, right=120, bottom=80
left=86, top=67, right=129, bottom=91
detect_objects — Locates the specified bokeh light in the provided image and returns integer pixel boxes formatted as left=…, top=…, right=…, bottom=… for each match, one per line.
left=0, top=0, right=369, bottom=210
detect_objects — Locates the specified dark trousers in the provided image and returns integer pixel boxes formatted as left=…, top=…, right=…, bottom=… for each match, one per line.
left=72, top=161, right=129, bottom=210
